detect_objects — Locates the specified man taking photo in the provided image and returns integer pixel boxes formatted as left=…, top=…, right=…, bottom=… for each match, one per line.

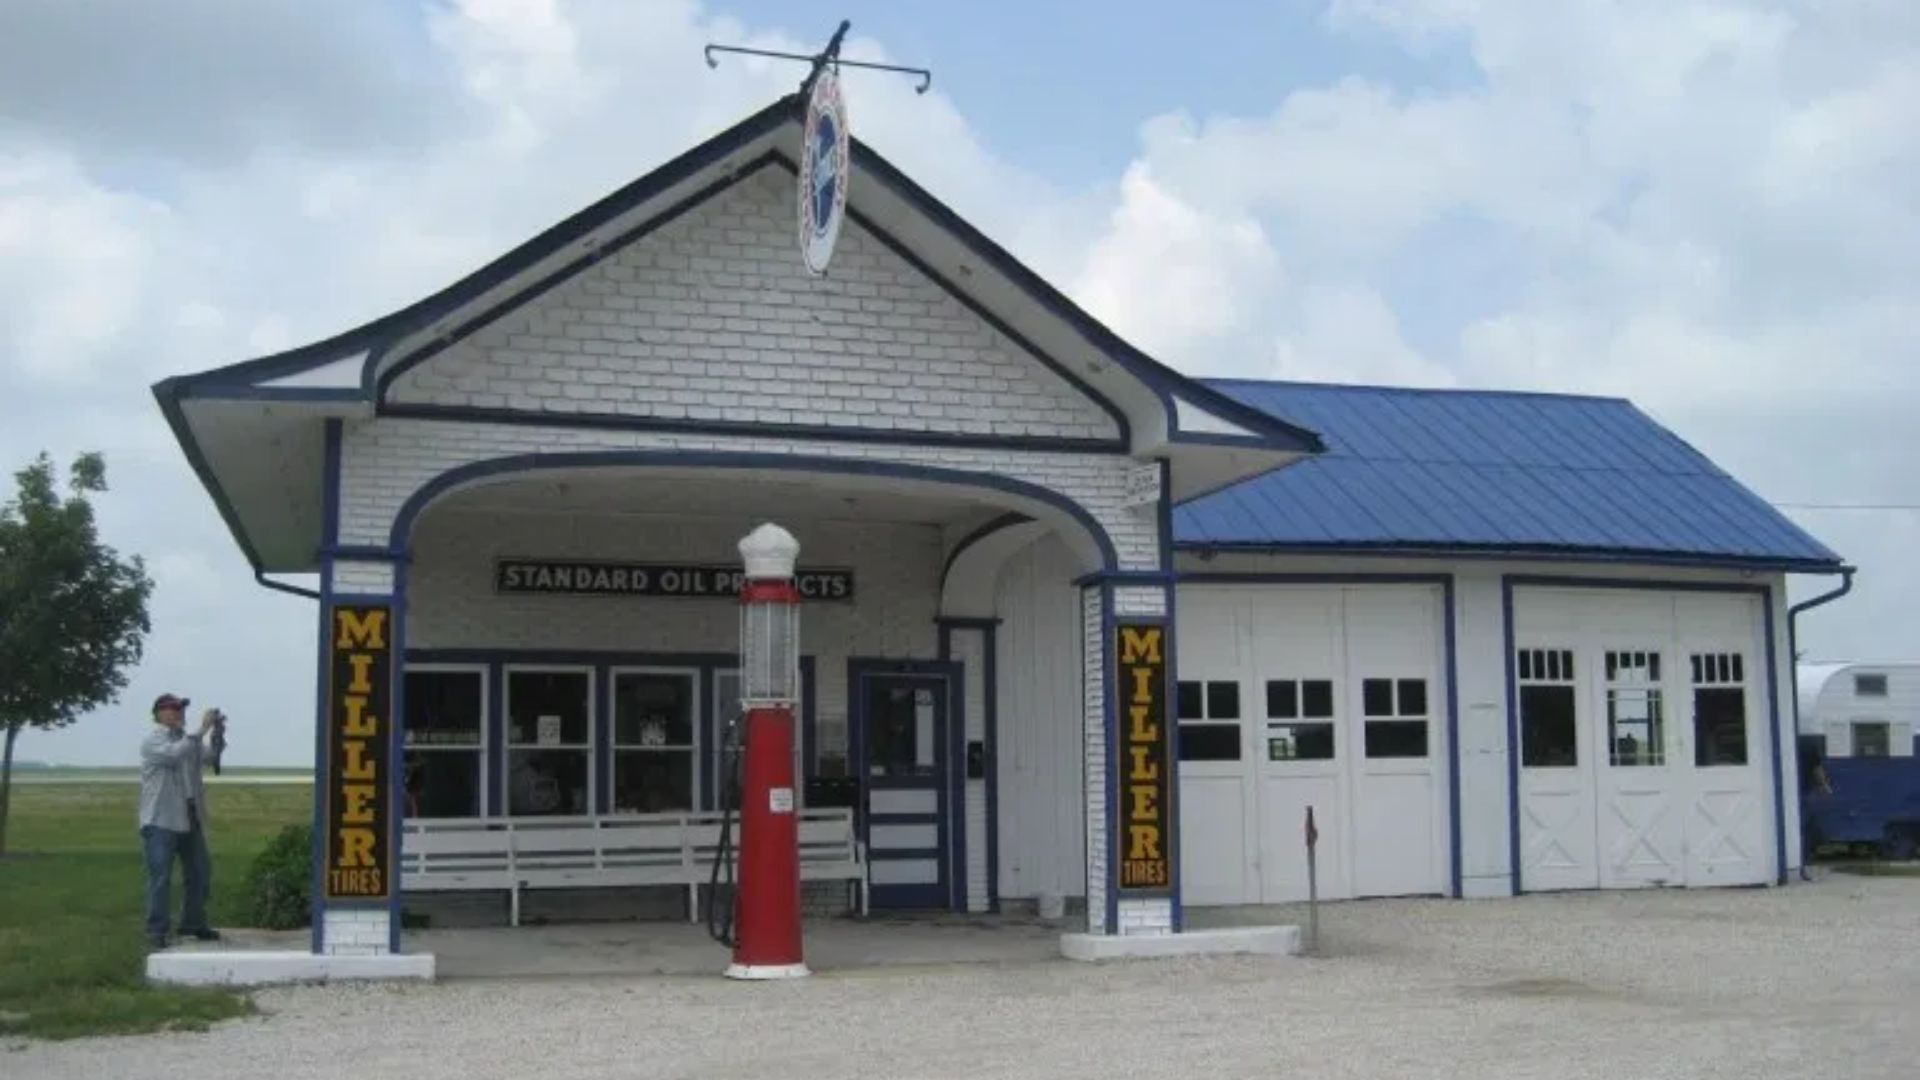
left=139, top=693, right=222, bottom=950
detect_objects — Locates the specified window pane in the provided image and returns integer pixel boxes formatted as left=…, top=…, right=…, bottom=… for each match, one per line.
left=612, top=749, right=694, bottom=813
left=406, top=670, right=484, bottom=746
left=1398, top=678, right=1428, bottom=716
left=1362, top=679, right=1394, bottom=717
left=507, top=748, right=590, bottom=815
left=1854, top=722, right=1891, bottom=758
left=1692, top=688, right=1748, bottom=766
left=403, top=751, right=480, bottom=818
left=1521, top=685, right=1578, bottom=767
left=1179, top=724, right=1241, bottom=761
left=1365, top=720, right=1428, bottom=758
left=1265, top=723, right=1334, bottom=761
left=1266, top=680, right=1299, bottom=720
left=1301, top=680, right=1334, bottom=718
left=1207, top=681, right=1241, bottom=720
left=1855, top=674, right=1889, bottom=698
left=507, top=670, right=591, bottom=745
left=1177, top=681, right=1204, bottom=720
left=614, top=672, right=695, bottom=746
left=1607, top=689, right=1665, bottom=766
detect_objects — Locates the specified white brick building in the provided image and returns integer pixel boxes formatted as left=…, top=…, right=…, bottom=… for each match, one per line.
left=159, top=94, right=1844, bottom=961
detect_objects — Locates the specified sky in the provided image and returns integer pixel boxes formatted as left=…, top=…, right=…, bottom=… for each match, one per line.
left=2, top=0, right=1915, bottom=766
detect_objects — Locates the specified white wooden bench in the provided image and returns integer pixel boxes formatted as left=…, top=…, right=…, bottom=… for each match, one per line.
left=400, top=809, right=867, bottom=926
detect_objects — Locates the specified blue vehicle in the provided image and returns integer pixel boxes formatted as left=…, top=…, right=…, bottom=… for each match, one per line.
left=1798, top=663, right=1920, bottom=859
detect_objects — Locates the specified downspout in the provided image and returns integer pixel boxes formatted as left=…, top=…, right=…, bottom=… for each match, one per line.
left=1784, top=565, right=1855, bottom=866
left=255, top=569, right=322, bottom=602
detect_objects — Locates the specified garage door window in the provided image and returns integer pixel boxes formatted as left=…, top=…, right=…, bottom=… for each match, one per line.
left=1689, top=653, right=1749, bottom=767
left=1606, top=651, right=1664, bottom=767
left=1361, top=677, right=1429, bottom=758
left=1177, top=680, right=1242, bottom=761
left=1264, top=679, right=1335, bottom=760
left=1518, top=648, right=1577, bottom=768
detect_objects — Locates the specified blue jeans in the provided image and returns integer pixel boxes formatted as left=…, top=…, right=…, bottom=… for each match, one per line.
left=141, top=819, right=211, bottom=940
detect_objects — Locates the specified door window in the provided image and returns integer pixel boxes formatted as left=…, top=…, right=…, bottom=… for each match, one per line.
left=1176, top=680, right=1242, bottom=761
left=1605, top=651, right=1665, bottom=767
left=1517, top=648, right=1577, bottom=768
left=1689, top=652, right=1749, bottom=767
left=867, top=683, right=938, bottom=777
left=1360, top=677, right=1430, bottom=758
left=610, top=671, right=696, bottom=813
left=1263, top=678, right=1335, bottom=760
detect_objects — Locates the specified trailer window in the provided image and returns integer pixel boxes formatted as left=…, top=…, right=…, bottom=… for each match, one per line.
left=1854, top=673, right=1889, bottom=698
left=1690, top=652, right=1749, bottom=767
left=1853, top=721, right=1891, bottom=758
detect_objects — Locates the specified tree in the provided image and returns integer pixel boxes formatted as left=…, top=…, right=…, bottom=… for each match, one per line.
left=0, top=453, right=153, bottom=854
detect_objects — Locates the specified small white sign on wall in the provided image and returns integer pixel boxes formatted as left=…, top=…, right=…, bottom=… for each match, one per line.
left=769, top=787, right=795, bottom=814
left=1121, top=462, right=1161, bottom=511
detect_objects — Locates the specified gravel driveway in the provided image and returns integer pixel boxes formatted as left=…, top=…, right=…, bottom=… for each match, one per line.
left=11, top=874, right=1917, bottom=1079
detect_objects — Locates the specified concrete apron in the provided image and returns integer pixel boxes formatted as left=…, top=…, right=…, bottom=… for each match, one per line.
left=419, top=914, right=1064, bottom=979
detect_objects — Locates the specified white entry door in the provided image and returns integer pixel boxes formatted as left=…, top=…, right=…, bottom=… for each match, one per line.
left=1516, top=647, right=1601, bottom=890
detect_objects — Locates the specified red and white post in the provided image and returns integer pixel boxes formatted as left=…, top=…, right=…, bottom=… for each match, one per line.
left=726, top=523, right=809, bottom=980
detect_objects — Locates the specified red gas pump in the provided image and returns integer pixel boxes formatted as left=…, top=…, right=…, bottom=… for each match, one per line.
left=724, top=523, right=809, bottom=979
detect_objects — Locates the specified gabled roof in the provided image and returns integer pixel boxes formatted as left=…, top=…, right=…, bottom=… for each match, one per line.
left=1174, top=379, right=1845, bottom=572
left=155, top=95, right=1323, bottom=574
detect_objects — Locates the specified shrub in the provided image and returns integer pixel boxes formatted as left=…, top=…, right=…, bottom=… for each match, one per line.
left=243, top=822, right=312, bottom=930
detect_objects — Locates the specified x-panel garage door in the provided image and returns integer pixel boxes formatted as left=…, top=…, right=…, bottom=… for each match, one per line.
left=1176, top=585, right=1449, bottom=906
left=1514, top=588, right=1773, bottom=890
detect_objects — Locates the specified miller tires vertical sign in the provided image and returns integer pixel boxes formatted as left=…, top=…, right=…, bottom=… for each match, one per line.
left=326, top=604, right=392, bottom=901
left=1116, top=623, right=1172, bottom=891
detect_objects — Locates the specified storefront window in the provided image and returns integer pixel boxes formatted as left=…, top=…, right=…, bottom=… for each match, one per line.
left=1606, top=650, right=1664, bottom=767
left=1361, top=677, right=1430, bottom=759
left=1178, top=679, right=1242, bottom=761
left=402, top=667, right=484, bottom=818
left=1263, top=678, right=1335, bottom=760
left=506, top=667, right=592, bottom=816
left=611, top=670, right=696, bottom=814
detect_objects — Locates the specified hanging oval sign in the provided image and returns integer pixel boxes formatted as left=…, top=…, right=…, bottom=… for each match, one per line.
left=798, top=67, right=849, bottom=275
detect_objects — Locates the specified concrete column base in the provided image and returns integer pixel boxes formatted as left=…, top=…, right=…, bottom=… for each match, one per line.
left=1060, top=925, right=1300, bottom=962
left=146, top=950, right=435, bottom=987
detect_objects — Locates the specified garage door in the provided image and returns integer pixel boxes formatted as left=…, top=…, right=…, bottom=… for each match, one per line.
left=1176, top=585, right=1449, bottom=906
left=1514, top=588, right=1772, bottom=890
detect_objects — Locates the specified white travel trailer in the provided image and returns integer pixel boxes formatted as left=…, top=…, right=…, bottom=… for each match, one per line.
left=1798, top=663, right=1920, bottom=758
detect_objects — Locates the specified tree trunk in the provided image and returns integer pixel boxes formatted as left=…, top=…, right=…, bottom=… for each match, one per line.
left=0, top=723, right=17, bottom=856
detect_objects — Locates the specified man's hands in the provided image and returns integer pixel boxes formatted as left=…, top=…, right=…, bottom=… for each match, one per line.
left=197, top=709, right=220, bottom=737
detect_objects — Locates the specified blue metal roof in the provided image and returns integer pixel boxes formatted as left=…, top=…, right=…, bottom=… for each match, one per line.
left=1173, top=380, right=1843, bottom=570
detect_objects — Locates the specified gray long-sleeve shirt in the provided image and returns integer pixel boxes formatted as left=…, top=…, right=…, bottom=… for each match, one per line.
left=139, top=726, right=207, bottom=833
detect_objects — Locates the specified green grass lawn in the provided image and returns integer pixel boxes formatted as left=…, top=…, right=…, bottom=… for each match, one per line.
left=0, top=782, right=311, bottom=1040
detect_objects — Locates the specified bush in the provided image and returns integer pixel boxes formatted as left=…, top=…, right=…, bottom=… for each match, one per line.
left=243, top=822, right=312, bottom=930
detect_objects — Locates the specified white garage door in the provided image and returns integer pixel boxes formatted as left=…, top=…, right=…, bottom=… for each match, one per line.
left=1176, top=585, right=1449, bottom=906
left=1515, top=588, right=1772, bottom=890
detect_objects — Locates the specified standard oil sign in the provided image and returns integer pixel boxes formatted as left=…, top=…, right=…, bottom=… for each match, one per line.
left=326, top=604, right=393, bottom=900
left=496, top=558, right=854, bottom=602
left=1116, top=623, right=1172, bottom=891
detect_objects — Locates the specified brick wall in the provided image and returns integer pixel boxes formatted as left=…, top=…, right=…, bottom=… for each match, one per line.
left=321, top=908, right=390, bottom=956
left=338, top=419, right=1158, bottom=572
left=386, top=166, right=1118, bottom=445
left=1081, top=585, right=1108, bottom=934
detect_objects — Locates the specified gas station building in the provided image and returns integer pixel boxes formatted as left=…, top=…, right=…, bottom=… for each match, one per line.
left=156, top=94, right=1843, bottom=962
